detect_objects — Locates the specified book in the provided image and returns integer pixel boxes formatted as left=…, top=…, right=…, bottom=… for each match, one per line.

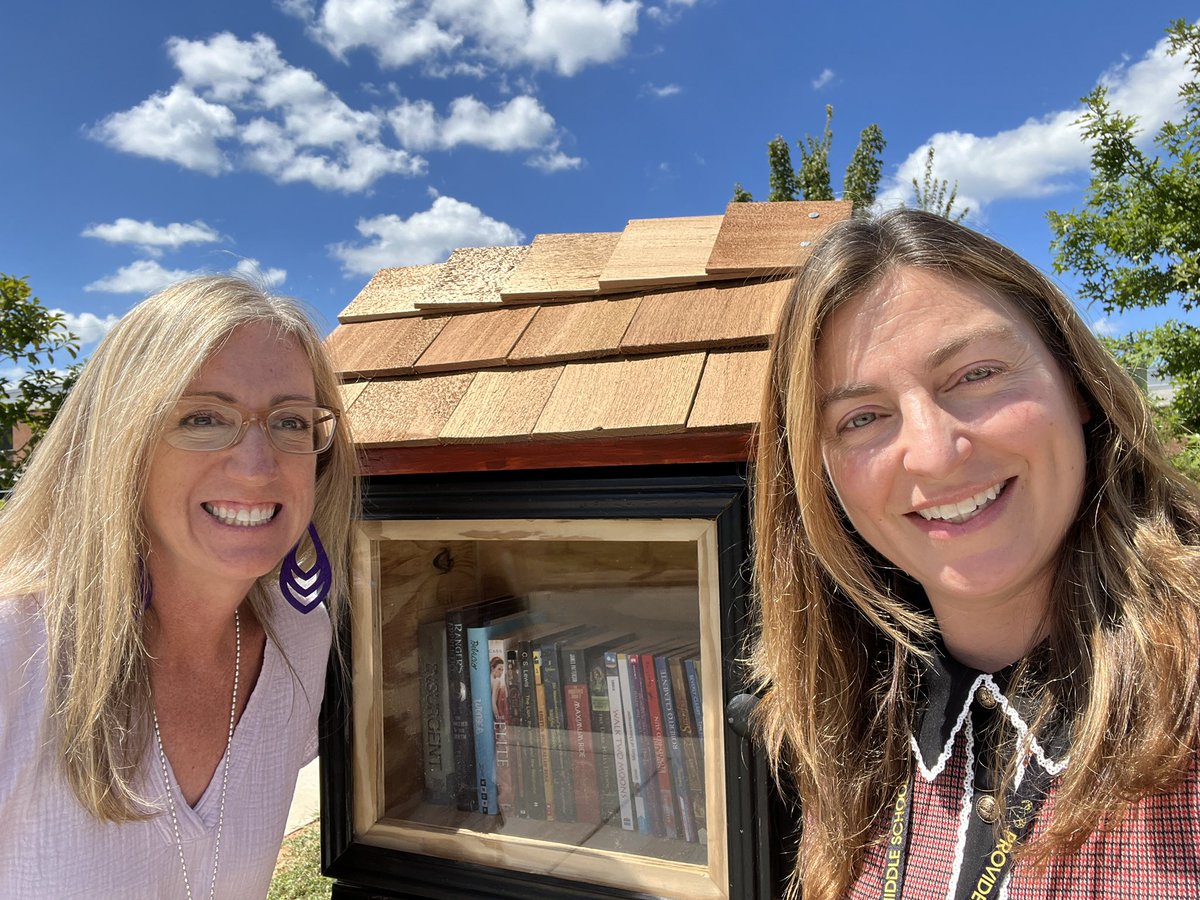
left=539, top=628, right=582, bottom=821
left=669, top=651, right=707, bottom=843
left=468, top=610, right=541, bottom=815
left=640, top=646, right=679, bottom=839
left=562, top=629, right=634, bottom=824
left=684, top=655, right=704, bottom=741
left=623, top=645, right=659, bottom=835
left=446, top=595, right=523, bottom=811
left=604, top=647, right=636, bottom=831
left=417, top=619, right=454, bottom=805
left=532, top=644, right=556, bottom=820
left=656, top=651, right=697, bottom=842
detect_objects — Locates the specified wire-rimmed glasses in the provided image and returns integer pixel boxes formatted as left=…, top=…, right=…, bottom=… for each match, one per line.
left=162, top=399, right=339, bottom=454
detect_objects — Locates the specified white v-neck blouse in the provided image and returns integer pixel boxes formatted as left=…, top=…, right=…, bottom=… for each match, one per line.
left=0, top=587, right=331, bottom=899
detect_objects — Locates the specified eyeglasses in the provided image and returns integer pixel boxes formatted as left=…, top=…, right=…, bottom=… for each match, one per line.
left=162, top=400, right=340, bottom=454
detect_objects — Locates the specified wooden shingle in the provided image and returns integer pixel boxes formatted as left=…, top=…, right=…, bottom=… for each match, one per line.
left=337, top=264, right=444, bottom=322
left=597, top=216, right=724, bottom=292
left=533, top=353, right=705, bottom=437
left=619, top=279, right=790, bottom=353
left=440, top=366, right=563, bottom=441
left=414, top=306, right=538, bottom=373
left=499, top=232, right=621, bottom=301
left=706, top=200, right=852, bottom=275
left=346, top=375, right=474, bottom=446
left=415, top=246, right=530, bottom=310
left=687, top=349, right=770, bottom=430
left=327, top=317, right=448, bottom=377
left=508, top=296, right=641, bottom=365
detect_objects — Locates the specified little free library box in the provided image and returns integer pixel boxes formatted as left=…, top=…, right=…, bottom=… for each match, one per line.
left=320, top=200, right=851, bottom=900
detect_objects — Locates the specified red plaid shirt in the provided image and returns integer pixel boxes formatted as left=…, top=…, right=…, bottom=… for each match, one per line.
left=847, top=651, right=1200, bottom=899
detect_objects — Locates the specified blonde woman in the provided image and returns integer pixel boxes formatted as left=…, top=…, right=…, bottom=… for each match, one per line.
left=752, top=209, right=1200, bottom=898
left=0, top=276, right=357, bottom=898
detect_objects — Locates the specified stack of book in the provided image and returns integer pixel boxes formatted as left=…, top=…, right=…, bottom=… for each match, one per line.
left=416, top=596, right=706, bottom=844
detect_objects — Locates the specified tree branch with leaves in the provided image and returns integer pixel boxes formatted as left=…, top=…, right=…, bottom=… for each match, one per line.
left=0, top=274, right=81, bottom=492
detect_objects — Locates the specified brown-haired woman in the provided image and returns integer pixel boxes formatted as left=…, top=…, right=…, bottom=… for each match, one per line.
left=751, top=208, right=1200, bottom=898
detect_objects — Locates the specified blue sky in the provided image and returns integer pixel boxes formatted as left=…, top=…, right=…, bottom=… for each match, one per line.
left=2, top=1, right=1192, bottom=357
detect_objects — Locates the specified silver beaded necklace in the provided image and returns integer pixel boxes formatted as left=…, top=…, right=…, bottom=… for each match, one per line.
left=152, top=609, right=240, bottom=900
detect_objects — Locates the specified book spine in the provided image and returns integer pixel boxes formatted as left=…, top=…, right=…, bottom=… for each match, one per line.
left=468, top=626, right=499, bottom=815
left=627, top=651, right=661, bottom=835
left=446, top=616, right=478, bottom=811
left=417, top=620, right=454, bottom=805
left=656, top=654, right=697, bottom=842
left=492, top=641, right=517, bottom=818
left=605, top=650, right=635, bottom=830
left=533, top=647, right=556, bottom=821
left=670, top=655, right=707, bottom=842
left=540, top=641, right=575, bottom=820
left=640, top=650, right=677, bottom=839
left=586, top=646, right=621, bottom=827
left=684, top=656, right=704, bottom=741
left=563, top=681, right=599, bottom=822
left=516, top=640, right=545, bottom=819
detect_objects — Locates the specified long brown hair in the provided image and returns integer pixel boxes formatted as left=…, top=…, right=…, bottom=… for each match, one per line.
left=750, top=209, right=1200, bottom=898
left=0, top=275, right=358, bottom=821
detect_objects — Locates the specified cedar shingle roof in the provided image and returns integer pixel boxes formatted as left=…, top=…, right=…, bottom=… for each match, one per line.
left=331, top=200, right=852, bottom=474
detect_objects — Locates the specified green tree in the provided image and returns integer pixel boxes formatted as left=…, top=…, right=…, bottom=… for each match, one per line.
left=767, top=135, right=800, bottom=201
left=731, top=182, right=754, bottom=202
left=796, top=105, right=835, bottom=200
left=0, top=274, right=81, bottom=492
left=910, top=145, right=969, bottom=222
left=734, top=105, right=886, bottom=208
left=1048, top=20, right=1200, bottom=469
left=844, top=123, right=887, bottom=209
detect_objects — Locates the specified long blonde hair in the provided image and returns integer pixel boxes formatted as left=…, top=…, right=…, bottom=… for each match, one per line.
left=750, top=209, right=1200, bottom=898
left=0, top=275, right=358, bottom=822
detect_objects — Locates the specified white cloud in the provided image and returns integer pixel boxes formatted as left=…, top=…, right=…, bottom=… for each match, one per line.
left=81, top=218, right=221, bottom=257
left=811, top=68, right=834, bottom=90
left=52, top=310, right=121, bottom=345
left=92, top=32, right=426, bottom=192
left=286, top=0, right=643, bottom=76
left=526, top=149, right=583, bottom=172
left=331, top=195, right=524, bottom=274
left=645, top=0, right=697, bottom=23
left=233, top=258, right=288, bottom=288
left=390, top=94, right=557, bottom=151
left=877, top=31, right=1190, bottom=214
left=1092, top=316, right=1119, bottom=337
left=643, top=83, right=681, bottom=98
left=84, top=260, right=198, bottom=295
left=89, top=85, right=237, bottom=175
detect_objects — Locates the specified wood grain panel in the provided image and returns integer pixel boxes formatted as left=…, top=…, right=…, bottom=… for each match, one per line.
left=706, top=200, right=852, bottom=275
left=508, top=296, right=640, bottom=364
left=415, top=246, right=530, bottom=310
left=619, top=279, right=790, bottom=353
left=687, top=349, right=770, bottom=430
left=499, top=232, right=621, bottom=301
left=338, top=379, right=369, bottom=412
left=357, top=430, right=754, bottom=475
left=328, top=317, right=449, bottom=377
left=347, top=374, right=474, bottom=446
left=597, top=216, right=723, bottom=292
left=414, top=305, right=537, bottom=373
left=532, top=352, right=705, bottom=437
left=338, top=264, right=445, bottom=322
left=439, top=365, right=563, bottom=441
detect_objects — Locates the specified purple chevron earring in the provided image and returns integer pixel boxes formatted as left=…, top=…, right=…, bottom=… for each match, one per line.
left=279, top=523, right=332, bottom=614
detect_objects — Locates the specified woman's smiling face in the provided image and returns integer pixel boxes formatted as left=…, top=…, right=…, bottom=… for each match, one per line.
left=143, top=323, right=318, bottom=596
left=816, top=267, right=1089, bottom=625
